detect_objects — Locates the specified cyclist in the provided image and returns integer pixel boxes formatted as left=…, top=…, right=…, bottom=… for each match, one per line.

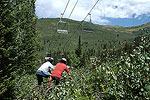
left=48, top=58, right=71, bottom=87
left=36, top=57, right=54, bottom=90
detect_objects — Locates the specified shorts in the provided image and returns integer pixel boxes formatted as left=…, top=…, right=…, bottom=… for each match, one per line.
left=36, top=70, right=50, bottom=85
left=51, top=76, right=60, bottom=85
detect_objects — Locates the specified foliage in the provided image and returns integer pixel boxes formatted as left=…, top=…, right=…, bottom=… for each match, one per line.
left=133, top=27, right=150, bottom=35
left=0, top=0, right=39, bottom=99
left=87, top=35, right=150, bottom=99
left=67, top=53, right=80, bottom=68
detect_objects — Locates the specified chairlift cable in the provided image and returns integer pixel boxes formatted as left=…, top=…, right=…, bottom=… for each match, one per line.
left=61, top=0, right=79, bottom=30
left=68, top=0, right=79, bottom=19
left=49, top=0, right=72, bottom=51
left=61, top=0, right=71, bottom=19
left=62, top=0, right=100, bottom=50
left=50, top=0, right=71, bottom=42
left=60, top=0, right=79, bottom=33
left=83, top=0, right=99, bottom=21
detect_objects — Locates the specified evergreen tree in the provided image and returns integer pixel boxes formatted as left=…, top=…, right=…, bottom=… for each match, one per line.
left=0, top=0, right=39, bottom=99
left=75, top=36, right=82, bottom=57
left=14, top=0, right=39, bottom=74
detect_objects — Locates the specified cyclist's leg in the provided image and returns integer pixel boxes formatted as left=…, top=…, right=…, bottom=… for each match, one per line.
left=55, top=77, right=60, bottom=85
left=37, top=75, right=43, bottom=85
left=48, top=76, right=53, bottom=87
left=36, top=70, right=44, bottom=84
left=36, top=74, right=43, bottom=91
left=37, top=70, right=50, bottom=84
left=51, top=76, right=60, bottom=85
left=39, top=71, right=51, bottom=87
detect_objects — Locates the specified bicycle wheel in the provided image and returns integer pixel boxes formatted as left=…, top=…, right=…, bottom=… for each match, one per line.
left=42, top=87, right=52, bottom=99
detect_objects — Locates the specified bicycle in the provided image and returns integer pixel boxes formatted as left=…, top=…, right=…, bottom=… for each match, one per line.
left=30, top=79, right=60, bottom=100
left=42, top=78, right=66, bottom=99
left=30, top=81, right=51, bottom=100
left=30, top=75, right=72, bottom=100
left=43, top=76, right=72, bottom=99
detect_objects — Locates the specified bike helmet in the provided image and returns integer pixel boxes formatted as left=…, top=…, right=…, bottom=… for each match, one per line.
left=48, top=57, right=54, bottom=63
left=61, top=58, right=67, bottom=64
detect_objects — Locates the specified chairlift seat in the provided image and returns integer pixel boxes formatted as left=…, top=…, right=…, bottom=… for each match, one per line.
left=82, top=22, right=94, bottom=33
left=57, top=19, right=69, bottom=34
left=57, top=29, right=68, bottom=34
left=83, top=28, right=94, bottom=32
left=82, top=13, right=94, bottom=33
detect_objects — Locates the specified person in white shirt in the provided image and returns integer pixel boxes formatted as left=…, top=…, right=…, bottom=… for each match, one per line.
left=36, top=57, right=54, bottom=86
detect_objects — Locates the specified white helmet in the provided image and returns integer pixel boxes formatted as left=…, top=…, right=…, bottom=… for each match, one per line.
left=61, top=58, right=67, bottom=64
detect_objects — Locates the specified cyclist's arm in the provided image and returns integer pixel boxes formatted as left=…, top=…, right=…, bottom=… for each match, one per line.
left=66, top=70, right=72, bottom=79
left=68, top=72, right=72, bottom=79
left=68, top=72, right=71, bottom=76
left=48, top=64, right=54, bottom=73
left=65, top=66, right=72, bottom=79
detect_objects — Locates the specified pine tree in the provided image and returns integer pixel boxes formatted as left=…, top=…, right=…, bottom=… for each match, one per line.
left=0, top=0, right=39, bottom=99
left=14, top=0, right=39, bottom=74
left=75, top=36, right=82, bottom=57
left=0, top=1, right=18, bottom=98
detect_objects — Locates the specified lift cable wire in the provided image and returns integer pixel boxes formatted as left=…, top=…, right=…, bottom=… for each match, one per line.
left=61, top=0, right=71, bottom=19
left=83, top=0, right=99, bottom=21
left=50, top=0, right=71, bottom=43
left=68, top=0, right=79, bottom=19
left=56, top=0, right=72, bottom=34
left=50, top=0, right=78, bottom=45
left=47, top=0, right=77, bottom=52
left=62, top=0, right=100, bottom=50
left=61, top=0, right=79, bottom=33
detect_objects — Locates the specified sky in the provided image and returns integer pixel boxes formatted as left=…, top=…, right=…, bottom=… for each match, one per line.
left=35, top=0, right=150, bottom=27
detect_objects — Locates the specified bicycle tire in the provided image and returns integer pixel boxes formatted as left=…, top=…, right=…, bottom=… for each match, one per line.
left=42, top=87, right=52, bottom=99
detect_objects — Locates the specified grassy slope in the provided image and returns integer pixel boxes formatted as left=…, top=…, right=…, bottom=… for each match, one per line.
left=36, top=18, right=150, bottom=56
left=101, top=22, right=150, bottom=33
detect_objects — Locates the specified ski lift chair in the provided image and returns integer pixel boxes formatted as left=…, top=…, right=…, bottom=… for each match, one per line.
left=82, top=13, right=94, bottom=32
left=57, top=20, right=69, bottom=34
left=82, top=22, right=94, bottom=32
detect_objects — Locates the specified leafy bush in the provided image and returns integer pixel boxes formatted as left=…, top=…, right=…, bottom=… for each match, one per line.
left=87, top=36, right=150, bottom=99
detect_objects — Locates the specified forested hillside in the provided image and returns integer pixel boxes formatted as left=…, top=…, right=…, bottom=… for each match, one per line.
left=36, top=18, right=150, bottom=57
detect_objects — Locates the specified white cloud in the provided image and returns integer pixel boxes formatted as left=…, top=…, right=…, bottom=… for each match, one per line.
left=35, top=0, right=150, bottom=25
